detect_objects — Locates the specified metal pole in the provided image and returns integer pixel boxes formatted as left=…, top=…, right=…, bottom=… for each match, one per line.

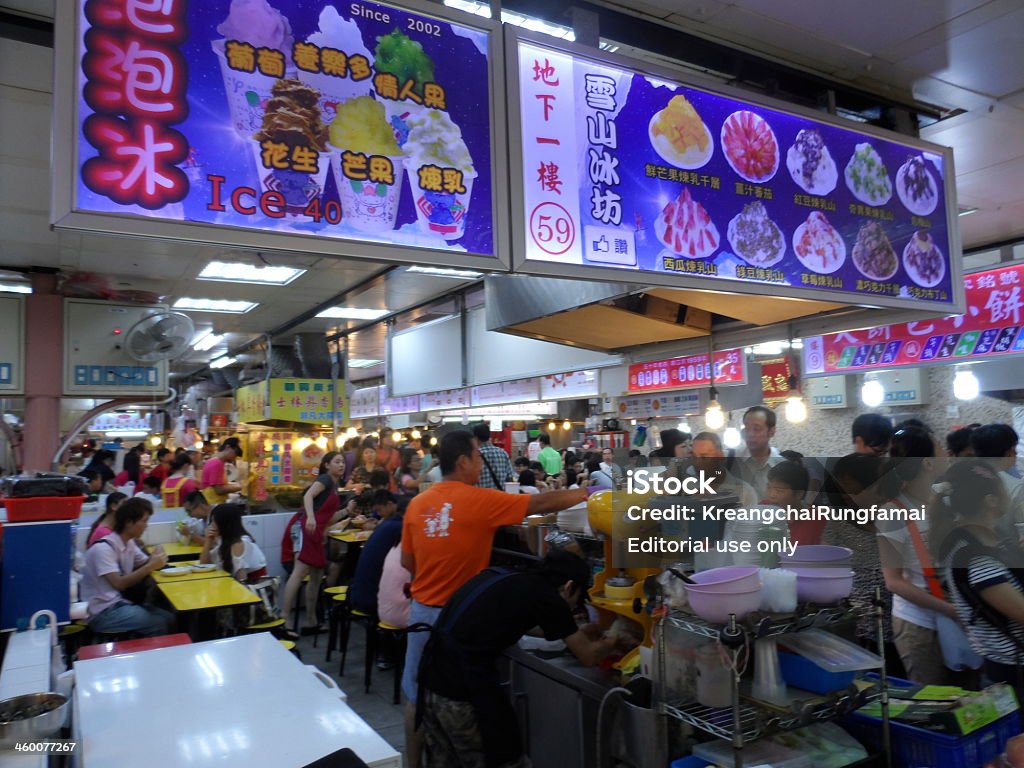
left=489, top=0, right=501, bottom=20
left=876, top=586, right=892, bottom=768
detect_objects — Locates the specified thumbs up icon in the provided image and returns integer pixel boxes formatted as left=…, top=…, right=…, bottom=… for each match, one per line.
left=593, top=235, right=610, bottom=253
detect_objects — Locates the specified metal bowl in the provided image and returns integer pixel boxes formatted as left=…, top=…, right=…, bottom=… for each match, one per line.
left=0, top=692, right=68, bottom=740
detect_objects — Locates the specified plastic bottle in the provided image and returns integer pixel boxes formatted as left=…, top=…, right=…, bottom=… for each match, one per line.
left=758, top=524, right=786, bottom=568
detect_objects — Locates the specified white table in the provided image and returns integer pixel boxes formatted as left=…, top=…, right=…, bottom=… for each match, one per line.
left=73, top=634, right=400, bottom=767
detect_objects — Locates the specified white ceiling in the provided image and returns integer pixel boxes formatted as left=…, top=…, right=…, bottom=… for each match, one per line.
left=1, top=0, right=1022, bottom=387
left=592, top=0, right=1024, bottom=249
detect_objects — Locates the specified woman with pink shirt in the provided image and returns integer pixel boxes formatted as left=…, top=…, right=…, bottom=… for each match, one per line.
left=86, top=492, right=127, bottom=548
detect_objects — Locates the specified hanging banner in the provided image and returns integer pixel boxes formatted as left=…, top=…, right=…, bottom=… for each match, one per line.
left=628, top=349, right=746, bottom=393
left=617, top=391, right=702, bottom=419
left=419, top=388, right=471, bottom=410
left=471, top=378, right=539, bottom=407
left=268, top=378, right=346, bottom=423
left=759, top=357, right=793, bottom=406
left=349, top=385, right=381, bottom=419
left=57, top=0, right=503, bottom=266
left=380, top=385, right=420, bottom=415
left=510, top=31, right=962, bottom=312
left=803, top=262, right=1024, bottom=376
left=235, top=381, right=269, bottom=423
left=539, top=370, right=599, bottom=400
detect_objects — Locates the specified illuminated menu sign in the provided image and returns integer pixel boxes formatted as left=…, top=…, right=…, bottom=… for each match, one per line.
left=803, top=263, right=1024, bottom=375
left=513, top=34, right=961, bottom=311
left=60, top=1, right=497, bottom=261
left=628, top=349, right=745, bottom=393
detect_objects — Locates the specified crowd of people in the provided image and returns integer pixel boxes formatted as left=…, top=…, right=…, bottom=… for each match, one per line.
left=69, top=411, right=1024, bottom=766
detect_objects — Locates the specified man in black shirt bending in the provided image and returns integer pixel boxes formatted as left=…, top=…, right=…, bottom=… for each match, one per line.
left=417, top=551, right=622, bottom=768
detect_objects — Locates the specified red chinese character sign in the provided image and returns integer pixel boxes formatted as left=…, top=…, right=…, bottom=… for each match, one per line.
left=759, top=358, right=793, bottom=406
left=628, top=349, right=745, bottom=393
left=512, top=33, right=962, bottom=312
left=61, top=1, right=498, bottom=262
left=802, top=263, right=1024, bottom=375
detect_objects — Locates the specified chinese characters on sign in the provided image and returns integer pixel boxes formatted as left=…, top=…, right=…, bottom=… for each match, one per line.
left=803, top=263, right=1024, bottom=375
left=515, top=39, right=958, bottom=311
left=759, top=358, right=793, bottom=406
left=73, top=1, right=495, bottom=257
left=81, top=0, right=190, bottom=209
left=628, top=349, right=746, bottom=393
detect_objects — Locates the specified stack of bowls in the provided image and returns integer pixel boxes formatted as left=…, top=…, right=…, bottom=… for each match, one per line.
left=779, top=545, right=854, bottom=604
left=683, top=566, right=762, bottom=623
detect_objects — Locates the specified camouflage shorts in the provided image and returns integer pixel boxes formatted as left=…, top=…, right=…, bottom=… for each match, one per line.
left=421, top=690, right=532, bottom=768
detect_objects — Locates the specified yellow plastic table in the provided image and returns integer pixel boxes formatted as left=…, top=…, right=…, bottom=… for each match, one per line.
left=152, top=566, right=231, bottom=584
left=327, top=529, right=372, bottom=543
left=159, top=577, right=260, bottom=612
left=160, top=542, right=204, bottom=561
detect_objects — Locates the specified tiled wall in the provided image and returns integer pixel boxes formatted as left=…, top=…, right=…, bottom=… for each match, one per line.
left=773, top=367, right=1019, bottom=459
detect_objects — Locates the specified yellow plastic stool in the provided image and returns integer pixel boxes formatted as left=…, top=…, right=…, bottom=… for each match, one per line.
left=279, top=640, right=296, bottom=651
left=246, top=618, right=286, bottom=633
left=324, top=586, right=348, bottom=595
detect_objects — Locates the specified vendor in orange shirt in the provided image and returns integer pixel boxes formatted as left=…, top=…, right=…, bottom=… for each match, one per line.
left=400, top=429, right=589, bottom=768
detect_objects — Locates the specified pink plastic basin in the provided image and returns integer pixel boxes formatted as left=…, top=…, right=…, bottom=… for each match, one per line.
left=688, top=566, right=760, bottom=592
left=684, top=585, right=762, bottom=623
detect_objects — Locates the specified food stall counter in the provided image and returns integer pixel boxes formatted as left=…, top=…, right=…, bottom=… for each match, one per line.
left=73, top=633, right=401, bottom=767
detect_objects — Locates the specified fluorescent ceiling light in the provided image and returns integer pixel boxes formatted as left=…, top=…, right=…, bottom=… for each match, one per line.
left=348, top=358, right=383, bottom=368
left=316, top=307, right=390, bottom=320
left=444, top=0, right=576, bottom=39
left=198, top=260, right=305, bottom=285
left=406, top=265, right=483, bottom=280
left=174, top=298, right=257, bottom=314
left=210, top=356, right=236, bottom=369
left=958, top=206, right=979, bottom=217
left=193, top=331, right=224, bottom=352
left=0, top=282, right=30, bottom=294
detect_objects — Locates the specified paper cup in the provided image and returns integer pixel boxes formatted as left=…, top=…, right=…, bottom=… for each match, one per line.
left=249, top=142, right=329, bottom=215
left=330, top=150, right=405, bottom=232
left=406, top=163, right=477, bottom=241
left=212, top=40, right=291, bottom=137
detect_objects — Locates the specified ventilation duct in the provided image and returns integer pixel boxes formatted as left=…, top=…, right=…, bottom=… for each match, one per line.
left=294, top=332, right=332, bottom=378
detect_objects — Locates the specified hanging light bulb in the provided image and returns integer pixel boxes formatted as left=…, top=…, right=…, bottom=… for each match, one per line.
left=547, top=421, right=557, bottom=431
left=784, top=373, right=807, bottom=424
left=953, top=367, right=980, bottom=401
left=861, top=374, right=885, bottom=408
left=677, top=422, right=691, bottom=433
left=149, top=435, right=162, bottom=447
left=723, top=426, right=742, bottom=450
left=410, top=428, right=422, bottom=440
left=335, top=435, right=345, bottom=448
left=315, top=435, right=328, bottom=451
left=562, top=419, right=572, bottom=431
left=429, top=436, right=438, bottom=446
left=704, top=387, right=725, bottom=430
left=393, top=432, right=405, bottom=442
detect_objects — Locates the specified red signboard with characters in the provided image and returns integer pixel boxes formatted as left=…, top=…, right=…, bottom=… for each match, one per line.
left=760, top=358, right=793, bottom=406
left=803, top=262, right=1024, bottom=376
left=628, top=349, right=746, bottom=393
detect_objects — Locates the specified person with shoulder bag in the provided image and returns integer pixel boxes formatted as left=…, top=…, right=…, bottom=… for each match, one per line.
left=934, top=459, right=1024, bottom=700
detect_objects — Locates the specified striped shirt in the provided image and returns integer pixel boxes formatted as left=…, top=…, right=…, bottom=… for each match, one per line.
left=945, top=535, right=1024, bottom=665
left=476, top=442, right=514, bottom=489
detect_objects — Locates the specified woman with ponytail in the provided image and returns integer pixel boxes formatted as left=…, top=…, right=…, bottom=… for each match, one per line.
left=876, top=426, right=958, bottom=685
left=936, top=459, right=1024, bottom=699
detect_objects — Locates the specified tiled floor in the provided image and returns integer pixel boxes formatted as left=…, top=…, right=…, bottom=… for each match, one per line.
left=292, top=626, right=409, bottom=765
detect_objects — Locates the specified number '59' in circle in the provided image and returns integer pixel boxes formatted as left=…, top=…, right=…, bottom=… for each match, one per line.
left=530, top=202, right=575, bottom=255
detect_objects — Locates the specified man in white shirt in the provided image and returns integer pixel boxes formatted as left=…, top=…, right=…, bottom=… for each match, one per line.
left=599, top=448, right=624, bottom=488
left=970, top=424, right=1024, bottom=542
left=691, top=432, right=759, bottom=508
left=81, top=497, right=175, bottom=637
left=733, top=405, right=784, bottom=500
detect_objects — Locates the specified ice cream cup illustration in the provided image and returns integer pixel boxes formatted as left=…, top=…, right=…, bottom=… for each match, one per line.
left=328, top=96, right=405, bottom=232
left=212, top=40, right=290, bottom=137
left=406, top=161, right=477, bottom=241
left=249, top=142, right=329, bottom=216
left=299, top=6, right=374, bottom=127
left=251, top=78, right=331, bottom=215
left=331, top=151, right=405, bottom=232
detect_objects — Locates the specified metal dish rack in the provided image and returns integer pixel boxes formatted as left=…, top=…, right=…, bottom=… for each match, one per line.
left=655, top=597, right=892, bottom=768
